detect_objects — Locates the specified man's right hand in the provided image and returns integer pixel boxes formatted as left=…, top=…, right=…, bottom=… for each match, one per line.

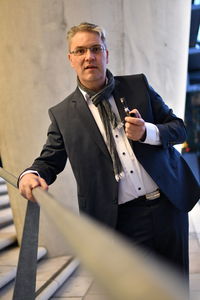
left=19, top=173, right=48, bottom=202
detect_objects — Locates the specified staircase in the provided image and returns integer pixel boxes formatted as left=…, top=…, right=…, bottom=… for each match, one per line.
left=0, top=177, right=79, bottom=300
left=0, top=177, right=16, bottom=250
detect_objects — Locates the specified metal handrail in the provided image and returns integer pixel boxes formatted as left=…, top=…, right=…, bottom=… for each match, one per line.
left=0, top=167, right=188, bottom=300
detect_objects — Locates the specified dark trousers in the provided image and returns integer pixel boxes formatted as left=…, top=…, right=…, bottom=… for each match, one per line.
left=116, top=194, right=189, bottom=282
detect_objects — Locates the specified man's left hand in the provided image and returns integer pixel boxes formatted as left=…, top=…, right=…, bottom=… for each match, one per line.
left=125, top=109, right=146, bottom=141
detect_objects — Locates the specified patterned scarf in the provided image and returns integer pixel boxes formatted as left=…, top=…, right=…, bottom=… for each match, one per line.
left=78, top=69, right=123, bottom=181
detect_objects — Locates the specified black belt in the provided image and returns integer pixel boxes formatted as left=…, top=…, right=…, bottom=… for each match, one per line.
left=119, top=189, right=161, bottom=207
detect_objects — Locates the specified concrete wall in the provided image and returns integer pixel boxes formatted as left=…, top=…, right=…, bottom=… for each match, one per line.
left=0, top=0, right=191, bottom=256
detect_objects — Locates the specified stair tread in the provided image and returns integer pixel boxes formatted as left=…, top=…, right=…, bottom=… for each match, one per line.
left=0, top=178, right=5, bottom=185
left=0, top=208, right=13, bottom=225
left=0, top=185, right=8, bottom=195
left=0, top=194, right=9, bottom=207
left=0, top=225, right=17, bottom=250
left=0, top=224, right=16, bottom=234
left=0, top=246, right=47, bottom=289
left=0, top=254, right=78, bottom=300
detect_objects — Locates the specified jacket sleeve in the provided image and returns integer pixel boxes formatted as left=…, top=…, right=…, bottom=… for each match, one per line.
left=143, top=74, right=187, bottom=148
left=25, top=109, right=68, bottom=185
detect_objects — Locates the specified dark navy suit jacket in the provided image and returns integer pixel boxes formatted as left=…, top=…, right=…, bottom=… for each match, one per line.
left=27, top=74, right=200, bottom=227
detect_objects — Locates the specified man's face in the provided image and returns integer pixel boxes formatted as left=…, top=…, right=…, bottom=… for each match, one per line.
left=68, top=31, right=109, bottom=91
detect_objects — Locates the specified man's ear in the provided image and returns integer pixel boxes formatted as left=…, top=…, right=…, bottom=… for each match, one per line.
left=68, top=53, right=73, bottom=67
left=106, top=49, right=109, bottom=64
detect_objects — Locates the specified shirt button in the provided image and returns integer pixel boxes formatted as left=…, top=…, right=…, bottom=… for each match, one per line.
left=115, top=135, right=118, bottom=138
left=122, top=152, right=126, bottom=155
left=130, top=170, right=134, bottom=174
left=138, top=187, right=141, bottom=190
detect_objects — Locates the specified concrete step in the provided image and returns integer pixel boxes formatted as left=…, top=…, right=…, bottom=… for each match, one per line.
left=50, top=266, right=94, bottom=300
left=0, top=184, right=8, bottom=195
left=0, top=207, right=13, bottom=228
left=0, top=224, right=17, bottom=250
left=0, top=177, right=5, bottom=185
left=0, top=194, right=10, bottom=208
left=0, top=254, right=79, bottom=300
left=0, top=246, right=47, bottom=289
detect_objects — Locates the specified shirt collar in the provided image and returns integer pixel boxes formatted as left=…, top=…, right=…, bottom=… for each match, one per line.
left=78, top=86, right=88, bottom=101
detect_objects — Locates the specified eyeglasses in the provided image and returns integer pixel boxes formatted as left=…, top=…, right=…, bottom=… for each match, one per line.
left=70, top=45, right=106, bottom=56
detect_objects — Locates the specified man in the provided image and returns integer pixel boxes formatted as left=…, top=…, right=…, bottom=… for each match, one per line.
left=19, top=22, right=199, bottom=281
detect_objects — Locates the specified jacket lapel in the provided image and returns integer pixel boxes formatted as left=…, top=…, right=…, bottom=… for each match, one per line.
left=72, top=88, right=111, bottom=160
left=113, top=79, right=127, bottom=122
left=113, top=78, right=136, bottom=150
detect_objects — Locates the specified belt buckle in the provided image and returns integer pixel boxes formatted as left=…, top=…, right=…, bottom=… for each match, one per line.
left=145, top=190, right=160, bottom=200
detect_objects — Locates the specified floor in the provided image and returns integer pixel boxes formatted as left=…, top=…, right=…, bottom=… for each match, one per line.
left=190, top=232, right=200, bottom=300
left=50, top=203, right=200, bottom=300
left=189, top=203, right=200, bottom=300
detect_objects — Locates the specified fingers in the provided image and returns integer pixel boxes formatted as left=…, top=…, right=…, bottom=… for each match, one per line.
left=130, top=108, right=141, bottom=118
left=125, top=109, right=142, bottom=124
left=125, top=117, right=144, bottom=126
left=125, top=123, right=146, bottom=141
left=39, top=177, right=49, bottom=191
left=19, top=173, right=48, bottom=202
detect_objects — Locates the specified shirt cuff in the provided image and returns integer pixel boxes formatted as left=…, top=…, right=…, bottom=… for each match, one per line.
left=141, top=122, right=161, bottom=145
left=19, top=170, right=40, bottom=180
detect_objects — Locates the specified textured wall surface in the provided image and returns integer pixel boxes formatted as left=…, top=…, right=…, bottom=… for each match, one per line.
left=0, top=0, right=191, bottom=256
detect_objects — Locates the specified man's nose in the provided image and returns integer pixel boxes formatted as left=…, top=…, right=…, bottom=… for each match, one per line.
left=85, top=48, right=95, bottom=60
